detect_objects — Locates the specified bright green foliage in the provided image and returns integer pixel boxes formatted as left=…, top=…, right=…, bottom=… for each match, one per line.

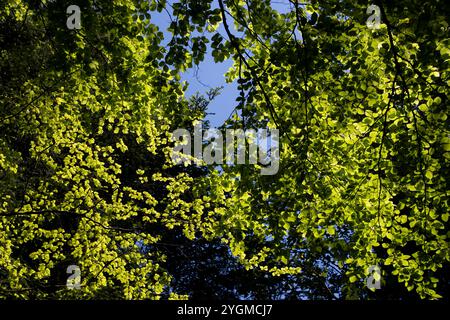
left=164, top=0, right=449, bottom=299
left=0, top=0, right=200, bottom=299
left=1, top=0, right=449, bottom=299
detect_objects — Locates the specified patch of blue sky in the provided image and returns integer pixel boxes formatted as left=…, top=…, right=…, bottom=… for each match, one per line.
left=147, top=0, right=307, bottom=128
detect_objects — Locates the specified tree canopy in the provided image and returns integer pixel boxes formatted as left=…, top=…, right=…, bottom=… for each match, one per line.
left=0, top=0, right=449, bottom=299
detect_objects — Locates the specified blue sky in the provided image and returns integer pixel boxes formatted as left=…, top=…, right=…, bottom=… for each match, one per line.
left=149, top=0, right=294, bottom=128
left=149, top=6, right=238, bottom=128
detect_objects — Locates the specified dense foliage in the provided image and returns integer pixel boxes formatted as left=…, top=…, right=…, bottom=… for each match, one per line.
left=0, top=0, right=448, bottom=299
